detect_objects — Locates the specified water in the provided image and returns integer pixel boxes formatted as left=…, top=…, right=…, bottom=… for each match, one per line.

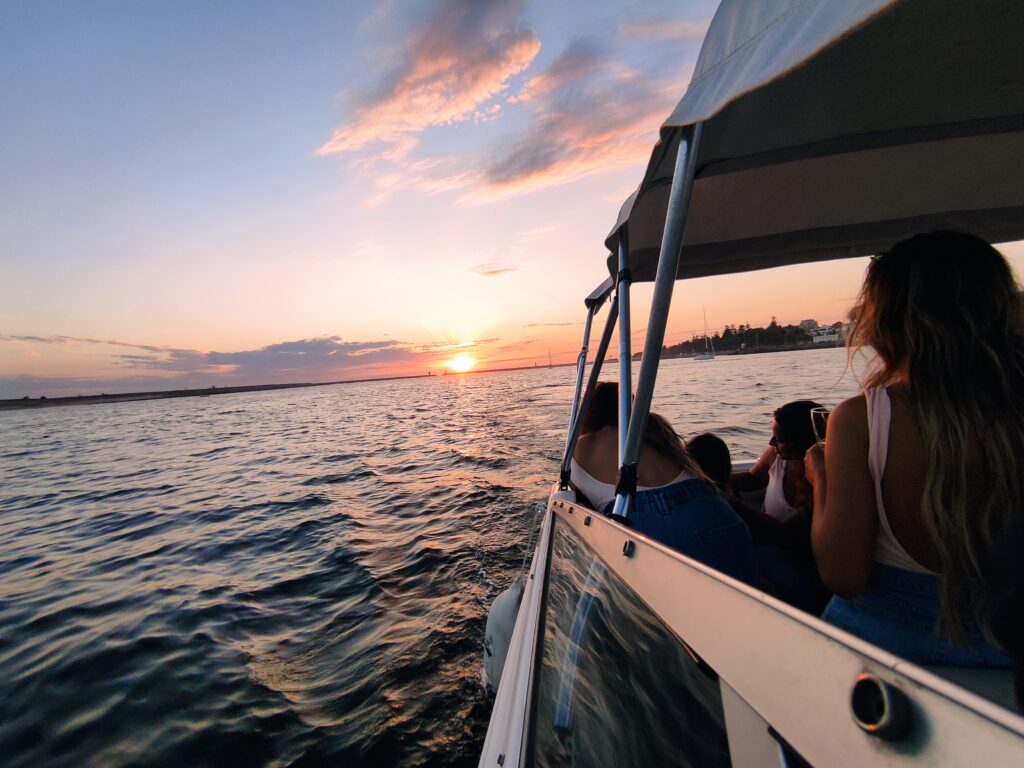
left=0, top=348, right=859, bottom=767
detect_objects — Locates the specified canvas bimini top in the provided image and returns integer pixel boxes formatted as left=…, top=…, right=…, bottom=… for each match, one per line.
left=606, top=0, right=1024, bottom=283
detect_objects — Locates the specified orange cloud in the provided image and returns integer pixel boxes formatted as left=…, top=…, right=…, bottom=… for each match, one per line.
left=320, top=3, right=708, bottom=208
left=318, top=0, right=540, bottom=160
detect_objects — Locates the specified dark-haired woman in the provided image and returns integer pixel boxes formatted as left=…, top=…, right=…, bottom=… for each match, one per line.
left=731, top=400, right=821, bottom=531
left=804, top=231, right=1018, bottom=668
left=730, top=400, right=828, bottom=611
left=571, top=381, right=757, bottom=585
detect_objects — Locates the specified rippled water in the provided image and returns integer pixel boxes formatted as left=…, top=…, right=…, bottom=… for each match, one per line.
left=0, top=348, right=858, bottom=766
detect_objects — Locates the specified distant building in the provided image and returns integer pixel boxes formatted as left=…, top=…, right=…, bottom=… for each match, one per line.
left=810, top=327, right=840, bottom=344
left=799, top=319, right=819, bottom=331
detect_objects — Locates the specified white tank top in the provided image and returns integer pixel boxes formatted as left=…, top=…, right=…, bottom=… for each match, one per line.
left=865, top=387, right=935, bottom=574
left=764, top=456, right=803, bottom=520
left=569, top=458, right=693, bottom=511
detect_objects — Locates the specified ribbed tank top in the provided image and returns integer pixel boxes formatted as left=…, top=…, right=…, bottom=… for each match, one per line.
left=764, top=456, right=803, bottom=520
left=865, top=387, right=934, bottom=574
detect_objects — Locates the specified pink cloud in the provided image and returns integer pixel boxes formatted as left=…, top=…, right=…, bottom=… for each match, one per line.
left=457, top=55, right=687, bottom=205
left=320, top=3, right=707, bottom=208
left=318, top=0, right=540, bottom=160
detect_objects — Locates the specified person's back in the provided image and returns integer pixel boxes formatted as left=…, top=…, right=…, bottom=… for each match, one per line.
left=804, top=231, right=1023, bottom=668
left=575, top=424, right=692, bottom=490
left=570, top=383, right=757, bottom=585
left=879, top=385, right=939, bottom=570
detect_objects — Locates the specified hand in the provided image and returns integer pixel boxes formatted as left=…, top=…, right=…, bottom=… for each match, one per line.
left=804, top=444, right=825, bottom=487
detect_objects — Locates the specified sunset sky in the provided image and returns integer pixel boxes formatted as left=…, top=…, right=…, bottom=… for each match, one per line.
left=3, top=0, right=1023, bottom=398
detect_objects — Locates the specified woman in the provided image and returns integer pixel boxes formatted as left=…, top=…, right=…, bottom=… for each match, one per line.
left=731, top=400, right=821, bottom=539
left=730, top=401, right=827, bottom=611
left=571, top=381, right=757, bottom=585
left=571, top=382, right=692, bottom=512
left=804, top=231, right=1020, bottom=667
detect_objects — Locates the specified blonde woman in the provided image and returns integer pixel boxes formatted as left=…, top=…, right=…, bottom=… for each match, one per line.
left=804, top=231, right=1020, bottom=667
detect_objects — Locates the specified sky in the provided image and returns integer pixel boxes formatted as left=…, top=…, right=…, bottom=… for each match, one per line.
left=3, top=0, right=1023, bottom=398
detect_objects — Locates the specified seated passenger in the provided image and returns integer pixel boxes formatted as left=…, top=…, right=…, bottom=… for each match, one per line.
left=728, top=402, right=829, bottom=613
left=571, top=382, right=757, bottom=585
left=730, top=400, right=821, bottom=539
left=571, top=382, right=691, bottom=513
left=684, top=433, right=731, bottom=491
left=804, top=232, right=1018, bottom=667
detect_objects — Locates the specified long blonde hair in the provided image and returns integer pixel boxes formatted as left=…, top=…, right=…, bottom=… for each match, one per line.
left=849, top=231, right=1024, bottom=638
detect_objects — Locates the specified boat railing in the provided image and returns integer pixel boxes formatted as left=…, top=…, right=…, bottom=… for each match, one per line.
left=480, top=494, right=1024, bottom=768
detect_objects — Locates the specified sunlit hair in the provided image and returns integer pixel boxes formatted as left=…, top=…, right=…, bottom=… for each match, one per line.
left=645, top=412, right=705, bottom=477
left=848, top=231, right=1024, bottom=639
left=578, top=381, right=706, bottom=479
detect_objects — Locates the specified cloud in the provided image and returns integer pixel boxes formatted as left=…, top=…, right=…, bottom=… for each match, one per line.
left=0, top=334, right=465, bottom=398
left=510, top=39, right=601, bottom=104
left=1, top=334, right=165, bottom=353
left=468, top=44, right=689, bottom=201
left=514, top=225, right=557, bottom=243
left=317, top=2, right=708, bottom=207
left=469, top=262, right=517, bottom=277
left=318, top=0, right=540, bottom=161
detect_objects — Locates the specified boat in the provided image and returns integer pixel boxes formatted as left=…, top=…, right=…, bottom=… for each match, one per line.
left=480, top=0, right=1024, bottom=765
left=693, top=307, right=715, bottom=360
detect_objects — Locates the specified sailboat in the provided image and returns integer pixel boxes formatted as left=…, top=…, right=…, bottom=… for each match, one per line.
left=480, top=1, right=1024, bottom=766
left=693, top=307, right=715, bottom=360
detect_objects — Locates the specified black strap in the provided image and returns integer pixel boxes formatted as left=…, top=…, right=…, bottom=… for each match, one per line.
left=614, top=463, right=637, bottom=498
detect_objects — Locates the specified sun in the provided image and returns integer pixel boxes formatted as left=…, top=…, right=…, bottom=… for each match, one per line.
left=445, top=353, right=476, bottom=373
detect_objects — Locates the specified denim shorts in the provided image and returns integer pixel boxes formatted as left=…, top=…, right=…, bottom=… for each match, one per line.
left=823, top=563, right=1013, bottom=668
left=628, top=478, right=758, bottom=587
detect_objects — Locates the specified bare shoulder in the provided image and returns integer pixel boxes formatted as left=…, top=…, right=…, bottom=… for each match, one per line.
left=830, top=394, right=868, bottom=439
left=826, top=394, right=871, bottom=469
left=574, top=432, right=596, bottom=459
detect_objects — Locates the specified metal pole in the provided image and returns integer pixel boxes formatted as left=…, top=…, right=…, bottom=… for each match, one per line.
left=563, top=305, right=596, bottom=457
left=559, top=297, right=619, bottom=489
left=610, top=122, right=704, bottom=521
left=616, top=234, right=632, bottom=466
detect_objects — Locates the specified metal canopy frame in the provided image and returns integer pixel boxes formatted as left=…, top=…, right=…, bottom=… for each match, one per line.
left=610, top=123, right=704, bottom=520
left=558, top=125, right=705, bottom=518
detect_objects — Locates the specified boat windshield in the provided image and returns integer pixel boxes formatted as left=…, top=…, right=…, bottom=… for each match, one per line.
left=528, top=515, right=731, bottom=767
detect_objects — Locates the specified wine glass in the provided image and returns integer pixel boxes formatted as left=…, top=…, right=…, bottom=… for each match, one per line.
left=810, top=407, right=830, bottom=446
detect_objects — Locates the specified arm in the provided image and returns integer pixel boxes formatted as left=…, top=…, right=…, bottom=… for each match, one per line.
left=731, top=445, right=775, bottom=492
left=805, top=396, right=878, bottom=598
left=726, top=488, right=809, bottom=545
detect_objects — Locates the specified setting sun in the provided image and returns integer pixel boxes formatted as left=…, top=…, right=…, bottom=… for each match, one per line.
left=444, top=354, right=476, bottom=373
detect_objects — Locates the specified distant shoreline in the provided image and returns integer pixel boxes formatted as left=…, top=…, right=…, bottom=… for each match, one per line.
left=0, top=362, right=576, bottom=412
left=1, top=344, right=841, bottom=412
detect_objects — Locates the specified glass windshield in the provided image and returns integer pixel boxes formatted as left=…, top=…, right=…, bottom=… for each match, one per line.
left=529, top=516, right=731, bottom=767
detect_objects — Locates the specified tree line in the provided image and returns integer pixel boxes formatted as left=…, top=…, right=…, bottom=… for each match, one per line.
left=662, top=317, right=844, bottom=356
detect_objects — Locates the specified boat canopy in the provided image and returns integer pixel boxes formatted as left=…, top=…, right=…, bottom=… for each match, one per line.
left=606, top=0, right=1024, bottom=282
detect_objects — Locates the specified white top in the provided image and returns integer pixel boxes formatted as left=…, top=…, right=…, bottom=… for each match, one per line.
left=764, top=456, right=802, bottom=521
left=569, top=458, right=693, bottom=512
left=865, top=387, right=935, bottom=574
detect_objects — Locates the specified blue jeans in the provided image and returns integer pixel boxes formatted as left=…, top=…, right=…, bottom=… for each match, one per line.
left=823, top=563, right=1013, bottom=668
left=629, top=479, right=758, bottom=587
left=755, top=543, right=828, bottom=614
